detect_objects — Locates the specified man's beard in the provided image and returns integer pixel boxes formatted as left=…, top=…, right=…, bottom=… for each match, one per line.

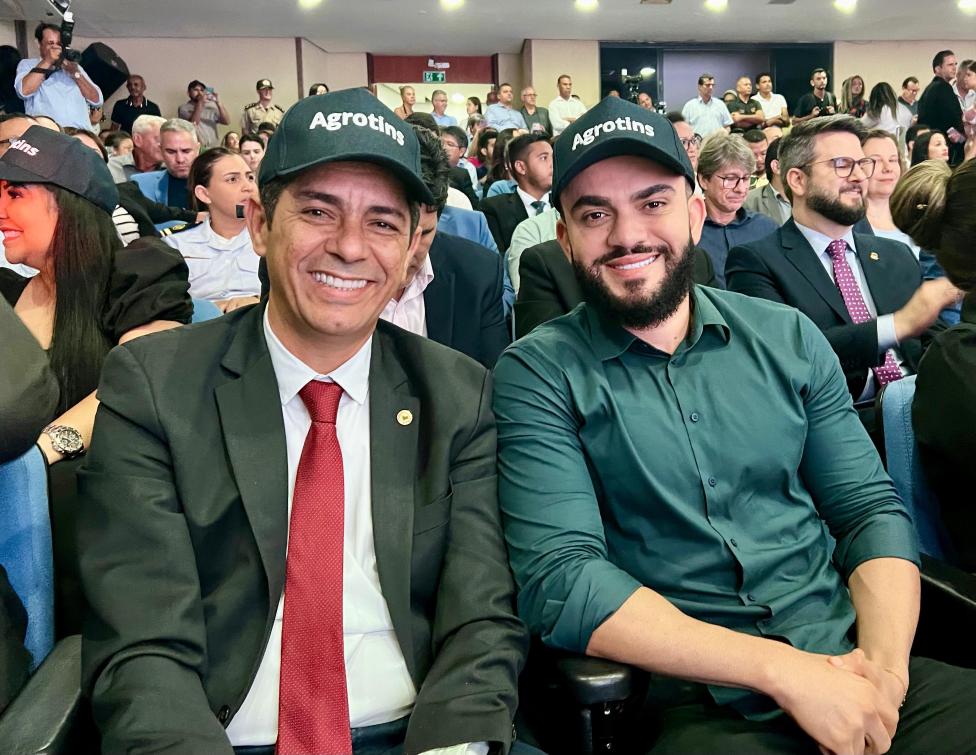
left=571, top=239, right=696, bottom=330
left=806, top=184, right=866, bottom=227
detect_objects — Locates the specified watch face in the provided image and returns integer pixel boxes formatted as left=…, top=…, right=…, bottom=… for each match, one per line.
left=51, top=426, right=84, bottom=454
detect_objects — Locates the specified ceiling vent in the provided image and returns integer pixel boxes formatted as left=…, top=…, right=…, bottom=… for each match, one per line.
left=639, top=1, right=674, bottom=5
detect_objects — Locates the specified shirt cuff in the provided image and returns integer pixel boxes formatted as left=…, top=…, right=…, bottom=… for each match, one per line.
left=419, top=742, right=490, bottom=755
left=877, top=314, right=898, bottom=352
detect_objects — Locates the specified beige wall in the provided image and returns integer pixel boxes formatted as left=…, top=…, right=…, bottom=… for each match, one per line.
left=496, top=52, right=523, bottom=96
left=524, top=39, right=600, bottom=110
left=0, top=20, right=16, bottom=49
left=834, top=40, right=969, bottom=95
left=300, top=40, right=368, bottom=94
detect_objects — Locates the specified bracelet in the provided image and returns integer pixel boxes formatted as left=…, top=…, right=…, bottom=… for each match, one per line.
left=883, top=666, right=909, bottom=707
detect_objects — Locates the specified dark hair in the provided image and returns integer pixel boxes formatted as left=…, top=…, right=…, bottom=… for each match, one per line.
left=499, top=82, right=512, bottom=91
left=507, top=132, right=550, bottom=175
left=902, top=76, right=919, bottom=88
left=257, top=121, right=277, bottom=134
left=405, top=112, right=438, bottom=131
left=439, top=125, right=468, bottom=151
left=742, top=129, right=767, bottom=145
left=487, top=128, right=518, bottom=186
left=34, top=23, right=60, bottom=43
left=665, top=111, right=686, bottom=124
left=466, top=96, right=482, bottom=114
left=187, top=79, right=205, bottom=91
left=102, top=130, right=132, bottom=152
left=910, top=130, right=945, bottom=167
left=841, top=76, right=866, bottom=113
left=778, top=115, right=868, bottom=202
left=866, top=81, right=898, bottom=121
left=697, top=73, right=715, bottom=86
left=188, top=146, right=238, bottom=211
left=933, top=50, right=955, bottom=70
left=906, top=123, right=931, bottom=147
left=0, top=45, right=21, bottom=106
left=412, top=126, right=450, bottom=214
left=64, top=126, right=109, bottom=162
left=46, top=187, right=118, bottom=413
left=764, top=137, right=781, bottom=184
left=239, top=133, right=264, bottom=151
left=810, top=67, right=827, bottom=79
left=221, top=131, right=241, bottom=150
left=307, top=82, right=329, bottom=97
left=755, top=72, right=772, bottom=85
left=476, top=127, right=498, bottom=161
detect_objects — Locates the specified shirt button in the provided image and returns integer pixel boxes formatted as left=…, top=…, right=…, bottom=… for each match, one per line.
left=746, top=594, right=756, bottom=602
left=730, top=538, right=738, bottom=548
left=689, top=412, right=700, bottom=423
left=707, top=476, right=717, bottom=487
left=217, top=705, right=231, bottom=723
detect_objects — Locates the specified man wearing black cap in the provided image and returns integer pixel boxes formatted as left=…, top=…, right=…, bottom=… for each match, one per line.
left=242, top=79, right=285, bottom=136
left=494, top=96, right=976, bottom=754
left=77, top=88, right=530, bottom=755
left=178, top=79, right=230, bottom=149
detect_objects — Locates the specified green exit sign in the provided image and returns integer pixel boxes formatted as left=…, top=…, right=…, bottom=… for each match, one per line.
left=423, top=71, right=446, bottom=83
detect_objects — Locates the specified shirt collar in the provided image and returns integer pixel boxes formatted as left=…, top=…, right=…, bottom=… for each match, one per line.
left=583, top=284, right=731, bottom=362
left=399, top=253, right=435, bottom=303
left=794, top=219, right=856, bottom=257
left=202, top=217, right=252, bottom=248
left=516, top=186, right=550, bottom=215
left=263, top=307, right=371, bottom=408
left=705, top=207, right=752, bottom=228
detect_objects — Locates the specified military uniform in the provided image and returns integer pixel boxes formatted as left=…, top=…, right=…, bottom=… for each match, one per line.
left=241, top=101, right=284, bottom=135
left=161, top=218, right=261, bottom=302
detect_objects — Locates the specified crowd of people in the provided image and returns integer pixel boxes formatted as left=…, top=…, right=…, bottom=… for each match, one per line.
left=3, top=17, right=976, bottom=754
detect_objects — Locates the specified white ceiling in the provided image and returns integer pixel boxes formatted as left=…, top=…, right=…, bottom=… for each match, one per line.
left=2, top=0, right=973, bottom=55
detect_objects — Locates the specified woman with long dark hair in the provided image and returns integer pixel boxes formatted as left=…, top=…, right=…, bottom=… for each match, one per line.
left=162, top=146, right=259, bottom=312
left=861, top=82, right=900, bottom=136
left=0, top=126, right=191, bottom=464
left=911, top=130, right=950, bottom=166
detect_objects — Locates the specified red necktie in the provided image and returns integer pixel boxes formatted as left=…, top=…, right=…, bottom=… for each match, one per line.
left=826, top=239, right=903, bottom=388
left=276, top=380, right=352, bottom=755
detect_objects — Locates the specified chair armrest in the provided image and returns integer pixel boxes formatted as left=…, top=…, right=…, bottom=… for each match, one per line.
left=913, top=555, right=976, bottom=669
left=0, top=635, right=86, bottom=754
left=552, top=654, right=641, bottom=707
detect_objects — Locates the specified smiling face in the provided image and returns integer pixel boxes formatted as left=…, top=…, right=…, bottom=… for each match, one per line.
left=248, top=161, right=420, bottom=363
left=789, top=131, right=869, bottom=227
left=0, top=181, right=58, bottom=270
left=863, top=135, right=901, bottom=200
left=126, top=76, right=146, bottom=98
left=557, top=155, right=705, bottom=330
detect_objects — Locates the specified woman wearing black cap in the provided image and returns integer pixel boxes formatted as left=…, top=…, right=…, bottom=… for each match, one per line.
left=0, top=126, right=192, bottom=467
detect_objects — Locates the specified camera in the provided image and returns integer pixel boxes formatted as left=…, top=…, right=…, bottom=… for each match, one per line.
left=46, top=0, right=82, bottom=64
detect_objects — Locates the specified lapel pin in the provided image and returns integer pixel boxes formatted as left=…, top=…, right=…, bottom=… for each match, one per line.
left=396, top=409, right=413, bottom=426
left=869, top=252, right=879, bottom=261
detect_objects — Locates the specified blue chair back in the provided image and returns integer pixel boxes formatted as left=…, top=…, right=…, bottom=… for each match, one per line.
left=130, top=170, right=166, bottom=203
left=0, top=446, right=54, bottom=669
left=881, top=375, right=953, bottom=560
left=191, top=298, right=222, bottom=323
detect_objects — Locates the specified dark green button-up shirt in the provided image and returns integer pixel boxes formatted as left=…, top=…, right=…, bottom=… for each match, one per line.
left=493, top=285, right=919, bottom=715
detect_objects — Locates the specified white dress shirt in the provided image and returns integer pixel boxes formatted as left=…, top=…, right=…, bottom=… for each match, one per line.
left=548, top=95, right=587, bottom=135
left=507, top=208, right=559, bottom=292
left=227, top=312, right=486, bottom=755
left=380, top=255, right=434, bottom=336
left=794, top=221, right=906, bottom=401
left=162, top=218, right=261, bottom=302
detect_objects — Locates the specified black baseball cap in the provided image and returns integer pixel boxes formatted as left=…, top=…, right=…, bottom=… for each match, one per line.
left=259, top=88, right=434, bottom=205
left=551, top=96, right=695, bottom=212
left=256, top=79, right=274, bottom=90
left=0, top=126, right=118, bottom=213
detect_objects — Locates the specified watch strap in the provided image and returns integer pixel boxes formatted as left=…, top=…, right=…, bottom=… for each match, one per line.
left=30, top=66, right=56, bottom=79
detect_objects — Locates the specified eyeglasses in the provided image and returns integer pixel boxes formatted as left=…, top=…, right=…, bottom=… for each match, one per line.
left=679, top=135, right=703, bottom=149
left=800, top=156, right=876, bottom=178
left=713, top=174, right=751, bottom=189
left=441, top=141, right=462, bottom=150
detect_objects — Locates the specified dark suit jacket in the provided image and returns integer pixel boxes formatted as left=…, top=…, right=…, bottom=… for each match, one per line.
left=117, top=181, right=197, bottom=237
left=77, top=305, right=527, bottom=754
left=448, top=166, right=480, bottom=210
left=481, top=191, right=529, bottom=253
left=0, top=564, right=29, bottom=716
left=0, top=297, right=59, bottom=462
left=514, top=240, right=720, bottom=339
left=426, top=231, right=510, bottom=368
left=918, top=76, right=963, bottom=145
left=726, top=219, right=925, bottom=399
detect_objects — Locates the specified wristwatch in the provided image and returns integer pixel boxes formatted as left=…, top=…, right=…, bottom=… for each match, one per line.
left=42, top=424, right=86, bottom=459
left=73, top=71, right=81, bottom=80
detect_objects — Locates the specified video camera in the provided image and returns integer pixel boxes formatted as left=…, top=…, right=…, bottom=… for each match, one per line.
left=46, top=0, right=82, bottom=64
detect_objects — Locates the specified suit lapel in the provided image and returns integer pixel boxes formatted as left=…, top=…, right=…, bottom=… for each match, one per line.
left=854, top=232, right=898, bottom=315
left=368, top=326, right=420, bottom=680
left=423, top=236, right=456, bottom=347
left=215, top=305, right=289, bottom=606
left=781, top=220, right=851, bottom=322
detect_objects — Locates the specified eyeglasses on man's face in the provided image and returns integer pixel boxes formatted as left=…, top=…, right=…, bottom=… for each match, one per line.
left=713, top=173, right=751, bottom=190
left=801, top=156, right=876, bottom=179
left=679, top=135, right=703, bottom=150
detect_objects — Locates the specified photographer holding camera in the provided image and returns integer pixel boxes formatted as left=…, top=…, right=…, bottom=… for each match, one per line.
left=14, top=22, right=102, bottom=131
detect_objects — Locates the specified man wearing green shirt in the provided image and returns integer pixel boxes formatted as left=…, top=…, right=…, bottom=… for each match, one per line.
left=493, top=97, right=976, bottom=754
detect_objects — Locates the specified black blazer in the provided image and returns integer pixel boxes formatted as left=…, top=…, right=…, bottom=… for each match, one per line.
left=726, top=218, right=925, bottom=399
left=0, top=565, right=29, bottom=716
left=481, top=191, right=529, bottom=253
left=514, top=240, right=720, bottom=339
left=425, top=231, right=510, bottom=368
left=77, top=305, right=527, bottom=754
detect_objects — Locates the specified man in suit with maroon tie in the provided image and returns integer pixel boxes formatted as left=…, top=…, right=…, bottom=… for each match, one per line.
left=77, top=89, right=532, bottom=755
